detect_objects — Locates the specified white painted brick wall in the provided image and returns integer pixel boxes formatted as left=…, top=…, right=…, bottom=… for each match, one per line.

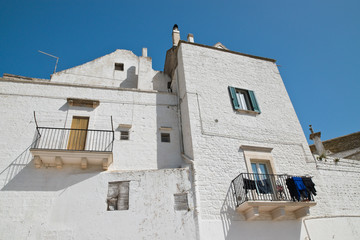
left=176, top=42, right=360, bottom=239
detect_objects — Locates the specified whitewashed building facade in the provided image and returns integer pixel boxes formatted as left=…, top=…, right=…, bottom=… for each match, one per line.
left=0, top=25, right=359, bottom=240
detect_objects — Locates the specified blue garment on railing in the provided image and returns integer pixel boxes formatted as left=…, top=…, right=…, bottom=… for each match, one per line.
left=293, top=177, right=308, bottom=200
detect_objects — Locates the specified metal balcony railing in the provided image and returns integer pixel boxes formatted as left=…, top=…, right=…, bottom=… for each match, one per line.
left=32, top=127, right=114, bottom=152
left=231, top=173, right=316, bottom=207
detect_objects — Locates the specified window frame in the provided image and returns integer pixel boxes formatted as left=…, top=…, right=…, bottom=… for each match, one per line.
left=241, top=146, right=277, bottom=196
left=228, top=86, right=261, bottom=114
left=240, top=145, right=276, bottom=175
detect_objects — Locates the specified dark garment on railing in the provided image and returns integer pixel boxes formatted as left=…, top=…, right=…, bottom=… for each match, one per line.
left=243, top=178, right=256, bottom=193
left=286, top=178, right=298, bottom=201
left=233, top=173, right=315, bottom=206
left=243, top=178, right=273, bottom=194
left=302, top=177, right=317, bottom=196
left=256, top=179, right=273, bottom=194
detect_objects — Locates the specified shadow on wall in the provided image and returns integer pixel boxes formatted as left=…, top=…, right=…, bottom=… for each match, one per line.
left=0, top=143, right=34, bottom=189
left=0, top=137, right=100, bottom=192
left=120, top=66, right=138, bottom=88
left=220, top=184, right=303, bottom=240
left=59, top=103, right=95, bottom=113
left=153, top=72, right=170, bottom=91
left=220, top=184, right=242, bottom=239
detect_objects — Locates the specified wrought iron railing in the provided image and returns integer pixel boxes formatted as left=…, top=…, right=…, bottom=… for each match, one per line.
left=32, top=127, right=114, bottom=152
left=231, top=173, right=315, bottom=207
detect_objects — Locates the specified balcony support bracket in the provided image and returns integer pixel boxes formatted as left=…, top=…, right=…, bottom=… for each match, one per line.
left=103, top=158, right=109, bottom=170
left=34, top=155, right=42, bottom=168
left=81, top=157, right=88, bottom=169
left=271, top=206, right=286, bottom=221
left=295, top=206, right=310, bottom=219
left=55, top=156, right=63, bottom=169
left=245, top=207, right=259, bottom=221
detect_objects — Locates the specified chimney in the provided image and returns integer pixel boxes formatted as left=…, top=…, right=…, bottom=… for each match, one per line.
left=172, top=24, right=180, bottom=46
left=187, top=33, right=194, bottom=43
left=142, top=48, right=147, bottom=57
left=138, top=47, right=152, bottom=90
left=309, top=125, right=326, bottom=156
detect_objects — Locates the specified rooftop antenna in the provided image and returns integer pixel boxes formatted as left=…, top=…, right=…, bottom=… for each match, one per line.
left=38, top=50, right=59, bottom=74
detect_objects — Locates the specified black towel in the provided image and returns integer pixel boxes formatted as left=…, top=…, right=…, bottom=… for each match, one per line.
left=243, top=178, right=256, bottom=190
left=286, top=178, right=299, bottom=201
left=302, top=177, right=317, bottom=196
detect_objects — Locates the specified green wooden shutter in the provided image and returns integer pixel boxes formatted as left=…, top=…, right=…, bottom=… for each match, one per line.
left=228, top=86, right=240, bottom=109
left=248, top=90, right=261, bottom=113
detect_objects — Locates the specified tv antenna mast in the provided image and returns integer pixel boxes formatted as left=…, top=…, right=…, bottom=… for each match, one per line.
left=38, top=50, right=59, bottom=74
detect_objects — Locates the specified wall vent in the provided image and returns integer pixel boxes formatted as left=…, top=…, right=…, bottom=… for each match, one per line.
left=174, top=193, right=188, bottom=211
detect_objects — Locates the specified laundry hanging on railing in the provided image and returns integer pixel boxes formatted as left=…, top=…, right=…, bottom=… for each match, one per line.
left=242, top=174, right=317, bottom=202
left=286, top=176, right=316, bottom=201
left=256, top=179, right=273, bottom=194
left=243, top=178, right=273, bottom=194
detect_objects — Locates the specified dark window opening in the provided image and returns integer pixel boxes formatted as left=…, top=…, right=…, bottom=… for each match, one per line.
left=167, top=81, right=172, bottom=92
left=115, top=63, right=124, bottom=71
left=120, top=131, right=129, bottom=140
left=161, top=133, right=170, bottom=143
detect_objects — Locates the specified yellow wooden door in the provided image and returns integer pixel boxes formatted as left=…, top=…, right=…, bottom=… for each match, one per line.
left=67, top=117, right=89, bottom=150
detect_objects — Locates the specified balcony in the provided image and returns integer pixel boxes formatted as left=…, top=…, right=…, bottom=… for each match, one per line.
left=30, top=127, right=114, bottom=170
left=231, top=173, right=316, bottom=221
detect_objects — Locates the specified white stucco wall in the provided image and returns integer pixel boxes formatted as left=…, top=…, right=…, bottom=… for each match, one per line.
left=0, top=79, right=182, bottom=173
left=0, top=166, right=196, bottom=240
left=0, top=73, right=194, bottom=239
left=50, top=49, right=170, bottom=91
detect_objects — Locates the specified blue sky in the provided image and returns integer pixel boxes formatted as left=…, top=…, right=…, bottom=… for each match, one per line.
left=0, top=0, right=359, bottom=143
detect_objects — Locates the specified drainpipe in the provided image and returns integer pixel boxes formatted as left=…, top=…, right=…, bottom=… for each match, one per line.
left=182, top=153, right=202, bottom=240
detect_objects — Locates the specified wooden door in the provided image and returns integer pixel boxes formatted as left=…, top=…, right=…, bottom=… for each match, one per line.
left=67, top=116, right=89, bottom=150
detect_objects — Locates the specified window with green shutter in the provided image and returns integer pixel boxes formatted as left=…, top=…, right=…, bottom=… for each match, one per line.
left=228, top=86, right=261, bottom=113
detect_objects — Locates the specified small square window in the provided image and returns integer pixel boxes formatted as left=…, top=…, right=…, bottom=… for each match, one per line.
left=228, top=86, right=261, bottom=113
left=161, top=133, right=170, bottom=143
left=120, top=131, right=129, bottom=140
left=115, top=63, right=124, bottom=71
